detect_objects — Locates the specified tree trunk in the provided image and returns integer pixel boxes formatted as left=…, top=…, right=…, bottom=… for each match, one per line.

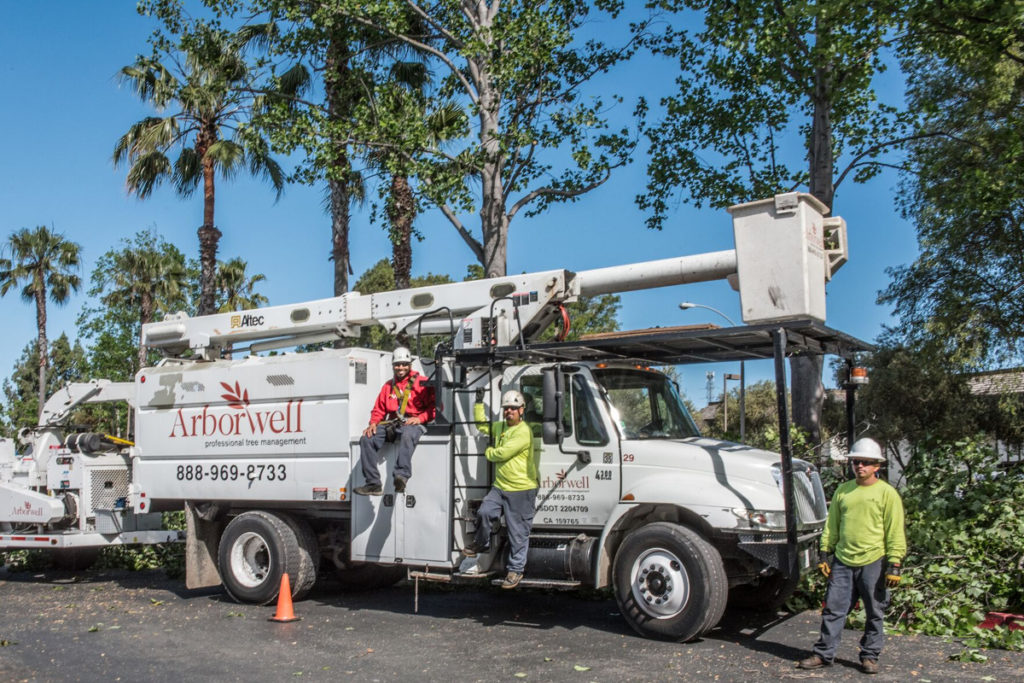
left=197, top=224, right=221, bottom=317
left=478, top=77, right=508, bottom=278
left=791, top=56, right=836, bottom=451
left=34, top=279, right=47, bottom=422
left=326, top=32, right=353, bottom=296
left=197, top=125, right=220, bottom=316
left=388, top=174, right=415, bottom=290
left=138, top=291, right=153, bottom=372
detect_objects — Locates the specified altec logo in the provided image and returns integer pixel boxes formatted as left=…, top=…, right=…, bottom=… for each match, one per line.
left=169, top=382, right=304, bottom=438
left=230, top=313, right=265, bottom=329
left=11, top=500, right=44, bottom=518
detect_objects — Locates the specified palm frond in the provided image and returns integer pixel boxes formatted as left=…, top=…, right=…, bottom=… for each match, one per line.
left=125, top=151, right=172, bottom=198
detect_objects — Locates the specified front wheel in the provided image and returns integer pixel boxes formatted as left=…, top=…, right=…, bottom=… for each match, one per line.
left=217, top=510, right=317, bottom=605
left=613, top=522, right=727, bottom=642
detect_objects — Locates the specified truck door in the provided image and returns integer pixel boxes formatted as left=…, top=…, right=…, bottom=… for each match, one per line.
left=510, top=367, right=619, bottom=530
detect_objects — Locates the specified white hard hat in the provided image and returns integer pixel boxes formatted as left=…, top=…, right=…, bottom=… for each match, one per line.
left=849, top=438, right=885, bottom=462
left=392, top=347, right=412, bottom=364
left=501, top=390, right=526, bottom=409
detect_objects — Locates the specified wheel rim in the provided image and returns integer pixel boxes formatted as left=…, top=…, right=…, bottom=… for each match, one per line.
left=230, top=531, right=273, bottom=588
left=629, top=546, right=689, bottom=618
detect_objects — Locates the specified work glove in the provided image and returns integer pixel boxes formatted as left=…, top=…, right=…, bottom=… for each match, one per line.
left=817, top=550, right=834, bottom=579
left=474, top=388, right=485, bottom=402
left=885, top=563, right=902, bottom=588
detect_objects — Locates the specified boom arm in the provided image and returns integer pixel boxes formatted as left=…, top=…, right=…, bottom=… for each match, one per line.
left=142, top=193, right=848, bottom=360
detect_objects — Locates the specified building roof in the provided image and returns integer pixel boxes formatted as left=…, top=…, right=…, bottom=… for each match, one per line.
left=967, top=368, right=1024, bottom=396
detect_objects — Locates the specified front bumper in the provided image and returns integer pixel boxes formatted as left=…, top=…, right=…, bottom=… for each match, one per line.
left=734, top=531, right=821, bottom=576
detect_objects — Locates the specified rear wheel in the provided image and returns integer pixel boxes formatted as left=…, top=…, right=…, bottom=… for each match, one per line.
left=217, top=510, right=316, bottom=604
left=613, top=522, right=728, bottom=642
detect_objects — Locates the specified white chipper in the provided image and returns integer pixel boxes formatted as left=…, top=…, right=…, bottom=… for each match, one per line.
left=1, top=193, right=865, bottom=641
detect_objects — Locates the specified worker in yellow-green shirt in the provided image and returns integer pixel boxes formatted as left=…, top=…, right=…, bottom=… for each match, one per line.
left=799, top=438, right=906, bottom=675
left=462, top=389, right=538, bottom=589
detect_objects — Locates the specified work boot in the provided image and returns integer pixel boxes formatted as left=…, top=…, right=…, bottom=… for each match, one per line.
left=501, top=571, right=523, bottom=589
left=860, top=659, right=879, bottom=674
left=462, top=542, right=489, bottom=557
left=394, top=476, right=408, bottom=493
left=797, top=654, right=829, bottom=670
left=354, top=483, right=383, bottom=496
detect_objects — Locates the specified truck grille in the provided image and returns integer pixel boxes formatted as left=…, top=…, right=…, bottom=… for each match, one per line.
left=773, top=462, right=828, bottom=528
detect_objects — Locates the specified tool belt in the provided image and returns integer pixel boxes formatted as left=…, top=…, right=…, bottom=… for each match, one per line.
left=380, top=417, right=404, bottom=443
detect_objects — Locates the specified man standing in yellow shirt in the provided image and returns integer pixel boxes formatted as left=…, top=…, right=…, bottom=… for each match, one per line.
left=463, top=390, right=538, bottom=589
left=799, top=438, right=906, bottom=674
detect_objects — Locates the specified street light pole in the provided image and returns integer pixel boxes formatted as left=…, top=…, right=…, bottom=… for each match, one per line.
left=680, top=302, right=746, bottom=442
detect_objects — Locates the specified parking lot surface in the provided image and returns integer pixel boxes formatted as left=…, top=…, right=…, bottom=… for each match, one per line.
left=1, top=567, right=1022, bottom=682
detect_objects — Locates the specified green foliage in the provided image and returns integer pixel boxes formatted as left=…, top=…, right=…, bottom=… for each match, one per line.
left=854, top=336, right=1024, bottom=475
left=639, top=0, right=910, bottom=227
left=78, top=231, right=194, bottom=380
left=881, top=2, right=1024, bottom=368
left=0, top=335, right=87, bottom=437
left=216, top=257, right=268, bottom=311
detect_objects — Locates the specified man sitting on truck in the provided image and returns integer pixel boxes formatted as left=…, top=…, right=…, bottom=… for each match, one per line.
left=463, top=389, right=538, bottom=589
left=353, top=346, right=436, bottom=495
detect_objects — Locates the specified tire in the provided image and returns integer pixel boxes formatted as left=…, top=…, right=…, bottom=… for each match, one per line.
left=728, top=570, right=800, bottom=611
left=50, top=547, right=100, bottom=571
left=335, top=563, right=406, bottom=591
left=278, top=513, right=319, bottom=599
left=217, top=510, right=315, bottom=605
left=612, top=522, right=728, bottom=642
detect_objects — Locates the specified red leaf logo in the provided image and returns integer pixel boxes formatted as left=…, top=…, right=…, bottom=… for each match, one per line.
left=24, top=501, right=31, bottom=510
left=220, top=381, right=249, bottom=410
left=556, top=469, right=567, bottom=481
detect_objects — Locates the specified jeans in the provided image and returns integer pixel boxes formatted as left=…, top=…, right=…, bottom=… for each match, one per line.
left=358, top=423, right=426, bottom=486
left=812, top=557, right=890, bottom=662
left=474, top=487, right=537, bottom=573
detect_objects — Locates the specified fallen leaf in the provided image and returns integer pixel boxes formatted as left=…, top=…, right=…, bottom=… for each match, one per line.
left=514, top=674, right=527, bottom=678
left=544, top=657, right=553, bottom=662
left=0, top=640, right=16, bottom=647
left=88, top=626, right=100, bottom=633
left=573, top=665, right=591, bottom=672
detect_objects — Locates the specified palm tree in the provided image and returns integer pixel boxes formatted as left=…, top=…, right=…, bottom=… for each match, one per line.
left=0, top=226, right=82, bottom=418
left=114, top=23, right=284, bottom=316
left=97, top=236, right=187, bottom=372
left=216, top=257, right=268, bottom=312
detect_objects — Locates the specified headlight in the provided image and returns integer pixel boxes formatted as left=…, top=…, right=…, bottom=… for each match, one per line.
left=731, top=507, right=787, bottom=530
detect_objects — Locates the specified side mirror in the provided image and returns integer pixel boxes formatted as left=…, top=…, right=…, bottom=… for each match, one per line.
left=541, top=366, right=564, bottom=445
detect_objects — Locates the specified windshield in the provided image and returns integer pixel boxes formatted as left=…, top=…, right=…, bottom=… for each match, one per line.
left=592, top=368, right=701, bottom=440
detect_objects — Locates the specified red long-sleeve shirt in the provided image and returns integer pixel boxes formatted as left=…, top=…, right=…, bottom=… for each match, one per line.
left=369, top=371, right=436, bottom=424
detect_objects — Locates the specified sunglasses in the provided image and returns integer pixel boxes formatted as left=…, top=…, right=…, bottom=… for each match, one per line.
left=850, top=459, right=879, bottom=467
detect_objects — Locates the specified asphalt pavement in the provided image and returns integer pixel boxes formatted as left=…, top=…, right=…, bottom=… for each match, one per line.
left=1, top=567, right=1021, bottom=682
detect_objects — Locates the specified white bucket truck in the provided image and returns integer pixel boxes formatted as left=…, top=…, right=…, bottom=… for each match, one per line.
left=1, top=194, right=865, bottom=641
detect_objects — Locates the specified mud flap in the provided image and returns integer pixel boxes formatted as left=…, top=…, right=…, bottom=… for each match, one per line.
left=185, top=501, right=226, bottom=589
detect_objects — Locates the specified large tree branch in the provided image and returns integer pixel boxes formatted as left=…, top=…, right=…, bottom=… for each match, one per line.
left=833, top=131, right=950, bottom=189
left=507, top=167, right=614, bottom=221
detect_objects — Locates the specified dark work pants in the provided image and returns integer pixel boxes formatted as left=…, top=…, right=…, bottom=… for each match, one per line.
left=358, top=424, right=426, bottom=486
left=813, top=557, right=890, bottom=662
left=474, top=487, right=537, bottom=573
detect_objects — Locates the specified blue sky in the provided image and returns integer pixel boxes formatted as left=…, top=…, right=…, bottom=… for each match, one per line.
left=0, top=3, right=919, bottom=406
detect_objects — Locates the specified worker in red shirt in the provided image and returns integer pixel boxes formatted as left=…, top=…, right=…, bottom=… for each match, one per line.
left=354, top=347, right=435, bottom=495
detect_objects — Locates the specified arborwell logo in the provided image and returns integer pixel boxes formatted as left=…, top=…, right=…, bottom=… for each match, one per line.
left=11, top=500, right=44, bottom=518
left=168, top=381, right=304, bottom=438
left=230, top=313, right=265, bottom=329
left=539, top=469, right=590, bottom=491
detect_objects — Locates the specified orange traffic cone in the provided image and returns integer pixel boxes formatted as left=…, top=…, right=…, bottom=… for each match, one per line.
left=268, top=573, right=301, bottom=622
